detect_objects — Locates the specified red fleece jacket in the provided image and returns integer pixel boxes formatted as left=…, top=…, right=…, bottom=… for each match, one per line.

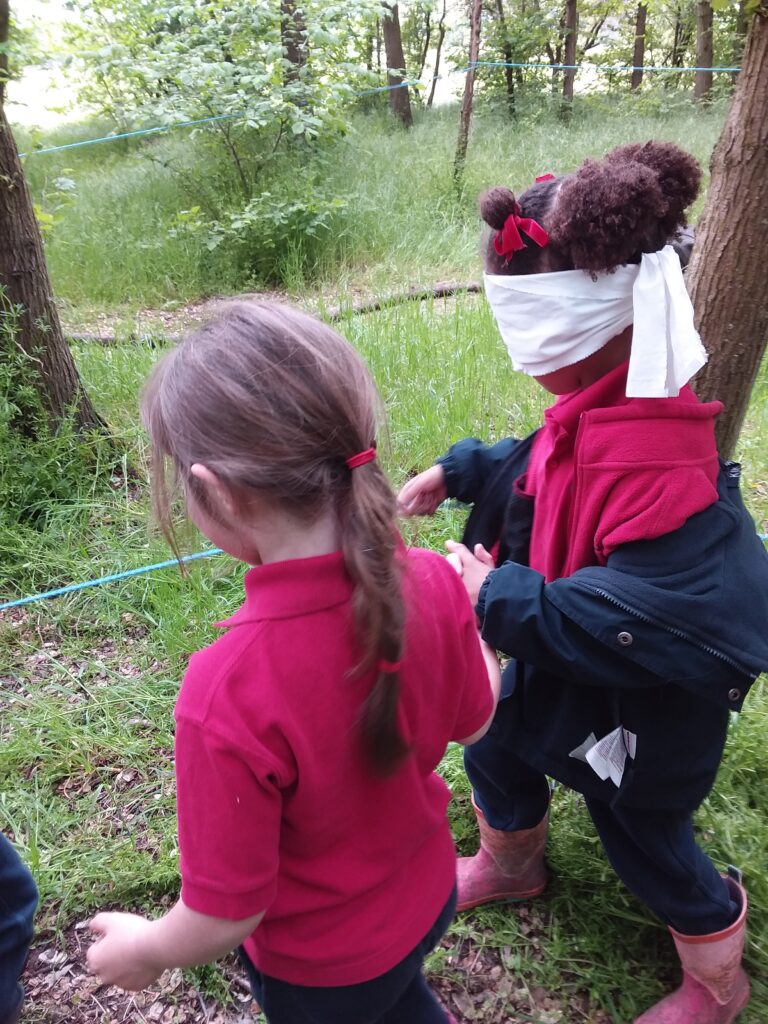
left=519, top=361, right=723, bottom=583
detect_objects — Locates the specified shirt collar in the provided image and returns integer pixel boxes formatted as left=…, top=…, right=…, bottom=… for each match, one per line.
left=218, top=551, right=354, bottom=627
left=546, top=359, right=630, bottom=435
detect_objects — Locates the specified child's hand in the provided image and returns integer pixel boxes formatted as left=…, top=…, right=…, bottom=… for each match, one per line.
left=397, top=465, right=447, bottom=517
left=445, top=541, right=494, bottom=607
left=87, top=912, right=164, bottom=991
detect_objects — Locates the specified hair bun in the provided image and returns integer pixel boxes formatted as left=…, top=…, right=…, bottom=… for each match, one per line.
left=605, top=141, right=701, bottom=235
left=478, top=186, right=518, bottom=231
left=548, top=158, right=666, bottom=273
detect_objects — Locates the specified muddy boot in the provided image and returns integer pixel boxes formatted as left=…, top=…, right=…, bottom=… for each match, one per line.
left=635, top=872, right=750, bottom=1024
left=456, top=801, right=548, bottom=912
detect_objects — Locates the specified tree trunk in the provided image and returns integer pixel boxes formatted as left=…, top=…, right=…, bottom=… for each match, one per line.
left=0, top=107, right=105, bottom=432
left=453, top=0, right=483, bottom=187
left=495, top=0, right=517, bottom=118
left=694, top=1, right=714, bottom=102
left=687, top=5, right=768, bottom=458
left=427, top=1, right=447, bottom=108
left=561, top=0, right=578, bottom=115
left=631, top=3, right=647, bottom=91
left=382, top=3, right=413, bottom=128
left=418, top=10, right=432, bottom=79
left=281, top=1, right=308, bottom=88
left=732, top=1, right=748, bottom=88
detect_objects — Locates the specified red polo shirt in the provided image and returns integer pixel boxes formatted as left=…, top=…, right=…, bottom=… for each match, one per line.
left=174, top=546, right=492, bottom=986
left=518, top=360, right=721, bottom=582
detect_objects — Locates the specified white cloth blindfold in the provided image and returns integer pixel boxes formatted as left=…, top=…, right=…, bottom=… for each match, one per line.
left=483, top=245, right=707, bottom=398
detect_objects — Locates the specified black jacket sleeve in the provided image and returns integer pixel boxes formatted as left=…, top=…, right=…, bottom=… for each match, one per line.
left=437, top=437, right=519, bottom=505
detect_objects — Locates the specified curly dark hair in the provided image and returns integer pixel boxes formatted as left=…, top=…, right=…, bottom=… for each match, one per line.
left=480, top=141, right=702, bottom=276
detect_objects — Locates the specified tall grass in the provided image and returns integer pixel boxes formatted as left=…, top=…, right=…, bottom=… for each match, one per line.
left=2, top=294, right=767, bottom=1021
left=16, top=91, right=729, bottom=310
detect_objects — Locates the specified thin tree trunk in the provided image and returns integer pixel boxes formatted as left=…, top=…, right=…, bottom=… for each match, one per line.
left=281, top=0, right=308, bottom=87
left=561, top=0, right=578, bottom=115
left=732, top=1, right=748, bottom=88
left=427, top=1, right=447, bottom=108
left=631, top=3, right=647, bottom=91
left=418, top=11, right=432, bottom=79
left=694, top=1, right=714, bottom=102
left=376, top=18, right=382, bottom=71
left=495, top=0, right=517, bottom=118
left=0, top=107, right=105, bottom=432
left=453, top=0, right=483, bottom=187
left=382, top=3, right=413, bottom=128
left=687, top=4, right=768, bottom=457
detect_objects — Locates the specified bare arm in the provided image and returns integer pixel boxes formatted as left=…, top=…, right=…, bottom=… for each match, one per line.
left=456, top=636, right=501, bottom=746
left=87, top=898, right=264, bottom=991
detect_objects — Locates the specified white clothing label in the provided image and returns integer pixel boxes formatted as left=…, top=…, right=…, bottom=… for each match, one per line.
left=584, top=726, right=637, bottom=787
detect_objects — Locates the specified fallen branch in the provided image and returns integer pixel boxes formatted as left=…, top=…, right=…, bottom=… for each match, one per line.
left=65, top=280, right=483, bottom=346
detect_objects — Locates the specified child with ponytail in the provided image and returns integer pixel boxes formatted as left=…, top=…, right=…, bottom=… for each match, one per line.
left=399, top=142, right=768, bottom=1024
left=86, top=301, right=499, bottom=1024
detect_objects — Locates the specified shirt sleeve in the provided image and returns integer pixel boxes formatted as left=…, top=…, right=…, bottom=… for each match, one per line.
left=175, top=716, right=281, bottom=920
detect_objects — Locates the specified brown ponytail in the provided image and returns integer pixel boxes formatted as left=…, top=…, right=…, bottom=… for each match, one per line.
left=141, top=300, right=410, bottom=777
left=342, top=462, right=410, bottom=776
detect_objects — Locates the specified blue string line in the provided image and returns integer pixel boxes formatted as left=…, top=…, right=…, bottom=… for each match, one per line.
left=0, top=548, right=224, bottom=612
left=18, top=60, right=741, bottom=159
left=2, top=536, right=767, bottom=612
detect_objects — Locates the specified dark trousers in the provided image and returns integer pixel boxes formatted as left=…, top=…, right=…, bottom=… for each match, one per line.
left=238, top=887, right=456, bottom=1024
left=0, top=833, right=38, bottom=1024
left=464, top=730, right=737, bottom=937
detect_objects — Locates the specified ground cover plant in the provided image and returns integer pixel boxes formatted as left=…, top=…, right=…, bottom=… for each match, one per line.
left=2, top=101, right=767, bottom=1023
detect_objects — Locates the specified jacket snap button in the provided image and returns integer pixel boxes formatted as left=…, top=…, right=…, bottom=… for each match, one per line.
left=617, top=631, right=634, bottom=647
left=728, top=688, right=741, bottom=702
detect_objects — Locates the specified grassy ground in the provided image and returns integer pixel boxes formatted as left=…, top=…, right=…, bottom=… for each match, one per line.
left=2, top=292, right=767, bottom=1022
left=3, top=95, right=767, bottom=1021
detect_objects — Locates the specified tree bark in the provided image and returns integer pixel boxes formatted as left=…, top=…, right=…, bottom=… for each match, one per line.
left=453, top=0, right=483, bottom=187
left=732, top=1, right=748, bottom=88
left=0, top=0, right=8, bottom=106
left=382, top=3, right=413, bottom=128
left=631, top=3, right=647, bottom=92
left=694, top=1, right=714, bottom=102
left=0, top=94, right=104, bottom=432
left=281, top=1, right=308, bottom=88
left=687, top=5, right=768, bottom=458
left=495, top=0, right=517, bottom=118
left=427, top=1, right=447, bottom=108
left=561, top=0, right=578, bottom=114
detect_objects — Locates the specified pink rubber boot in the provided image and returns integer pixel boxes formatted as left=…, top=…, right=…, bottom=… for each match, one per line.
left=635, top=874, right=750, bottom=1024
left=456, top=801, right=548, bottom=912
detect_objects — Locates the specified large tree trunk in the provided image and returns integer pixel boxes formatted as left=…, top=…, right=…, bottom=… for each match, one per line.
left=631, top=3, right=647, bottom=92
left=453, top=0, right=482, bottom=187
left=382, top=3, right=413, bottom=128
left=694, top=1, right=714, bottom=102
left=427, top=0, right=447, bottom=108
left=495, top=0, right=517, bottom=118
left=0, top=105, right=105, bottom=432
left=281, top=1, right=308, bottom=88
left=732, top=1, right=748, bottom=88
left=561, top=0, right=578, bottom=115
left=687, top=5, right=768, bottom=458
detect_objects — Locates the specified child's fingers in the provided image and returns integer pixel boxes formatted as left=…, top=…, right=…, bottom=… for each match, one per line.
left=89, top=913, right=110, bottom=937
left=446, top=552, right=463, bottom=575
left=474, top=543, right=495, bottom=567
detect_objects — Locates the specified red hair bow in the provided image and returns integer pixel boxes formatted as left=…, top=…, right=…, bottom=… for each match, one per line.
left=493, top=204, right=549, bottom=261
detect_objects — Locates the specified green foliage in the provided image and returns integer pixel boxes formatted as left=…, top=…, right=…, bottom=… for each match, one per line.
left=0, top=294, right=110, bottom=543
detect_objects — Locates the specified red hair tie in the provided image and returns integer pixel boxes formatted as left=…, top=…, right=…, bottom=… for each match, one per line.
left=346, top=448, right=376, bottom=469
left=377, top=658, right=401, bottom=675
left=535, top=172, right=556, bottom=183
left=493, top=203, right=549, bottom=262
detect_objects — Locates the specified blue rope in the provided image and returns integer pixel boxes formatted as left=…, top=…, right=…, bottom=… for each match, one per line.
left=2, top=536, right=767, bottom=613
left=0, top=548, right=223, bottom=612
left=18, top=60, right=741, bottom=159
